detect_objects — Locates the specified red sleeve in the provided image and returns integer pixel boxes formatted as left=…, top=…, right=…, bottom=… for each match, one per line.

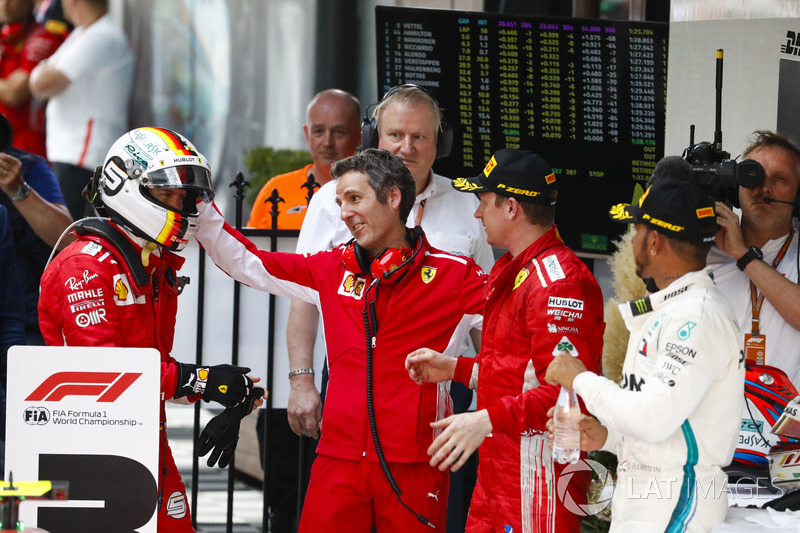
left=460, top=257, right=488, bottom=317
left=19, top=27, right=61, bottom=72
left=453, top=356, right=475, bottom=386
left=487, top=277, right=605, bottom=435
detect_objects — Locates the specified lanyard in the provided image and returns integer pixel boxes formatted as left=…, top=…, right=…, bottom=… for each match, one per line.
left=414, top=199, right=426, bottom=227
left=749, top=228, right=794, bottom=335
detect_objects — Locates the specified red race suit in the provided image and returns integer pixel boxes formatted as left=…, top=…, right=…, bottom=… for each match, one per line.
left=453, top=226, right=605, bottom=533
left=38, top=223, right=196, bottom=532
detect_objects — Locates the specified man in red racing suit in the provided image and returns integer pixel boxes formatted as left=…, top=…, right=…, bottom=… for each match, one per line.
left=38, top=222, right=196, bottom=530
left=407, top=150, right=604, bottom=533
left=38, top=127, right=261, bottom=533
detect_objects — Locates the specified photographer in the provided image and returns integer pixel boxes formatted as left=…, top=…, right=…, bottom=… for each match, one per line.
left=709, top=130, right=800, bottom=387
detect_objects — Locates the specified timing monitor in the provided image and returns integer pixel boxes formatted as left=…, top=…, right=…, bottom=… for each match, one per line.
left=375, top=6, right=668, bottom=254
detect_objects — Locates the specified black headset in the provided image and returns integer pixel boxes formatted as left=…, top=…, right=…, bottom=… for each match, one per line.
left=361, top=84, right=454, bottom=159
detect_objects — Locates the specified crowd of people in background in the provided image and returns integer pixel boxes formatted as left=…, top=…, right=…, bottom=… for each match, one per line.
left=2, top=1, right=800, bottom=532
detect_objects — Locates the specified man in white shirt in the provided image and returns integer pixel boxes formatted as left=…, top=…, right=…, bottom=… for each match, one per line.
left=29, top=0, right=132, bottom=219
left=708, top=131, right=800, bottom=386
left=546, top=177, right=744, bottom=532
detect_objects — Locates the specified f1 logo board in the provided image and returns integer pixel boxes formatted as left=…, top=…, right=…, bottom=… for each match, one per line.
left=6, top=346, right=160, bottom=532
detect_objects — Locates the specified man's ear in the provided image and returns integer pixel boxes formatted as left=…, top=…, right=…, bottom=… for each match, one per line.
left=507, top=196, right=521, bottom=220
left=649, top=228, right=663, bottom=254
left=388, top=186, right=402, bottom=210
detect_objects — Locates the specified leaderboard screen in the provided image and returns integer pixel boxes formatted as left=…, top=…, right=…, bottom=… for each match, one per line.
left=376, top=7, right=668, bottom=254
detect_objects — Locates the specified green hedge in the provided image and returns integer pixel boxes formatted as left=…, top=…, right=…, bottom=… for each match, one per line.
left=243, top=146, right=313, bottom=208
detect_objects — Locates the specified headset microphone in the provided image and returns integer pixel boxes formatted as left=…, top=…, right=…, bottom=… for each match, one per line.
left=764, top=197, right=796, bottom=206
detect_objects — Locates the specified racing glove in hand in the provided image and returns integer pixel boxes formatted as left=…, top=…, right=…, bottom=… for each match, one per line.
left=197, top=388, right=265, bottom=468
left=175, top=363, right=255, bottom=406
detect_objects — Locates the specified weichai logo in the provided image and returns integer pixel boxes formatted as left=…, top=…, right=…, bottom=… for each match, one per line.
left=26, top=372, right=142, bottom=402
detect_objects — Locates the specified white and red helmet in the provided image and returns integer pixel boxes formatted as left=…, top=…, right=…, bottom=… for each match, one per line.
left=98, top=127, right=213, bottom=251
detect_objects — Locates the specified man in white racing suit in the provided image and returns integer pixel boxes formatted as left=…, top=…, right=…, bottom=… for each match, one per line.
left=547, top=175, right=745, bottom=532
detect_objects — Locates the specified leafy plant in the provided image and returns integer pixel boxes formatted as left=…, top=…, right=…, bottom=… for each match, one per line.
left=581, top=450, right=617, bottom=533
left=243, top=146, right=312, bottom=208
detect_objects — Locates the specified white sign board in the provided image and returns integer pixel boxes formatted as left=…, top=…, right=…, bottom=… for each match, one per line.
left=665, top=18, right=800, bottom=158
left=6, top=346, right=160, bottom=532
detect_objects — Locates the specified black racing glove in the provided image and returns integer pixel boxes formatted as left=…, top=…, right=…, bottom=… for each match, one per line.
left=197, top=388, right=265, bottom=468
left=175, top=363, right=255, bottom=406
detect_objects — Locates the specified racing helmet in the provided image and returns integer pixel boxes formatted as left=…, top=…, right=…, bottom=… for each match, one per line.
left=97, top=127, right=214, bottom=251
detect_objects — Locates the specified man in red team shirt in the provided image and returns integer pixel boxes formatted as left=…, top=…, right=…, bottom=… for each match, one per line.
left=0, top=0, right=62, bottom=157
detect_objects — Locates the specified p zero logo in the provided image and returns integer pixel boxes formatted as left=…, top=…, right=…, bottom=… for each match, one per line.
left=26, top=372, right=142, bottom=402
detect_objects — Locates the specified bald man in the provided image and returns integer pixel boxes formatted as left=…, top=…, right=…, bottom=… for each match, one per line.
left=247, top=88, right=361, bottom=229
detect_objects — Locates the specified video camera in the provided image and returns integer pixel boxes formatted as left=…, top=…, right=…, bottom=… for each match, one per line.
left=682, top=50, right=764, bottom=208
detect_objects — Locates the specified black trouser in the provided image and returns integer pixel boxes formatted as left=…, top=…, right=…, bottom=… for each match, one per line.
left=256, top=408, right=317, bottom=533
left=51, top=162, right=94, bottom=220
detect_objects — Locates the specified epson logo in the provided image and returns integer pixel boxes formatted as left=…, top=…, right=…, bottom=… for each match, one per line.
left=547, top=296, right=584, bottom=310
left=665, top=342, right=697, bottom=358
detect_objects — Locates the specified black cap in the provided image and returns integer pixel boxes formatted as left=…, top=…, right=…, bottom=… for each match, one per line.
left=452, top=149, right=557, bottom=205
left=609, top=178, right=718, bottom=243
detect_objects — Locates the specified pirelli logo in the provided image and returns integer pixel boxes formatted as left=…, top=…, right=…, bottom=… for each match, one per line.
left=696, top=207, right=714, bottom=219
left=483, top=156, right=497, bottom=176
left=629, top=297, right=653, bottom=316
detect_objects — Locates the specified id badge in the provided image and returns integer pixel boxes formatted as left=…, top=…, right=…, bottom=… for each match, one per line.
left=744, top=333, right=766, bottom=365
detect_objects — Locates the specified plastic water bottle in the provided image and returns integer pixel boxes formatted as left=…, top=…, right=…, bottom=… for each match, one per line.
left=553, top=386, right=581, bottom=464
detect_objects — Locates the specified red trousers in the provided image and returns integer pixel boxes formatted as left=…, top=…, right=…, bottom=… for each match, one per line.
left=157, top=435, right=194, bottom=532
left=299, top=455, right=449, bottom=532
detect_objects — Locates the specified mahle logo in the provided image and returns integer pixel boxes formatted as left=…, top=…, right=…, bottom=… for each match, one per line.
left=557, top=458, right=613, bottom=516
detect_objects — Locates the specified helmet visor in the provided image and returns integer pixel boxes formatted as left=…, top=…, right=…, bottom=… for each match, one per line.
left=146, top=165, right=214, bottom=202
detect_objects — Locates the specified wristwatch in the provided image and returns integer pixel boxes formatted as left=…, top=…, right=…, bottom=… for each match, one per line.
left=10, top=181, right=29, bottom=202
left=736, top=246, right=763, bottom=271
